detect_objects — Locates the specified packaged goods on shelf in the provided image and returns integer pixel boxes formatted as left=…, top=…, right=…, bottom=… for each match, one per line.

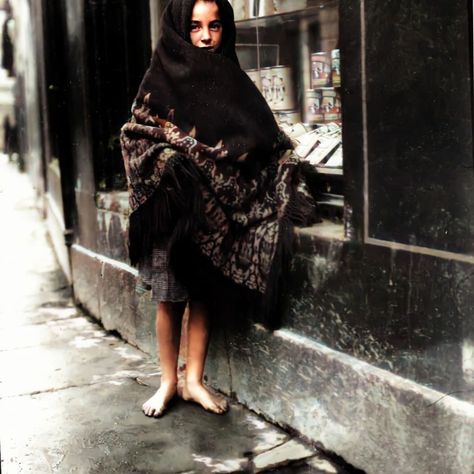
left=258, top=65, right=296, bottom=111
left=305, top=89, right=324, bottom=124
left=311, top=50, right=341, bottom=89
left=324, top=144, right=343, bottom=167
left=331, top=49, right=341, bottom=87
left=280, top=122, right=308, bottom=139
left=275, top=109, right=301, bottom=127
left=321, top=88, right=341, bottom=122
left=313, top=123, right=341, bottom=135
left=311, top=52, right=332, bottom=88
left=294, top=129, right=320, bottom=158
left=271, top=66, right=295, bottom=110
left=305, top=136, right=340, bottom=166
left=294, top=123, right=342, bottom=168
left=234, top=3, right=343, bottom=172
left=305, top=87, right=341, bottom=125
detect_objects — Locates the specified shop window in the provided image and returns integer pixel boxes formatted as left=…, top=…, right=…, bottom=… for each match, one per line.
left=234, top=0, right=342, bottom=221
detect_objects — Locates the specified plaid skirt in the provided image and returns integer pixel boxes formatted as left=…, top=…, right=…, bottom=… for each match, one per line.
left=137, top=241, right=189, bottom=303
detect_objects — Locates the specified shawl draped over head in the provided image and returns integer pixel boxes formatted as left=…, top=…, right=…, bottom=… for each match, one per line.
left=120, top=0, right=319, bottom=327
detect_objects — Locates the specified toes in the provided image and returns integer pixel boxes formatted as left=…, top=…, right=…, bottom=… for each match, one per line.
left=219, top=401, right=229, bottom=414
left=143, top=403, right=156, bottom=417
left=212, top=397, right=228, bottom=413
left=180, top=383, right=229, bottom=414
left=206, top=401, right=228, bottom=414
left=142, top=399, right=166, bottom=417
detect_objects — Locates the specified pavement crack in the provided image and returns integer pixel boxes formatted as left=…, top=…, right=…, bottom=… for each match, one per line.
left=1, top=374, right=154, bottom=400
left=256, top=438, right=289, bottom=455
left=2, top=383, right=90, bottom=399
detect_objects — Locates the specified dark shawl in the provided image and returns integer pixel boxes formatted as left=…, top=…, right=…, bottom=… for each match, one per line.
left=121, top=0, right=319, bottom=326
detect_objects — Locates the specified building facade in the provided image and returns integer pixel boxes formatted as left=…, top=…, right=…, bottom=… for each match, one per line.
left=12, top=0, right=474, bottom=472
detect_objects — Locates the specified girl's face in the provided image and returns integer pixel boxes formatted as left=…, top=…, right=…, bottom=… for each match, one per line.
left=190, top=1, right=223, bottom=52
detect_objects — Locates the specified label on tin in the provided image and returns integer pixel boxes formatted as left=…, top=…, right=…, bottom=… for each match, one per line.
left=306, top=89, right=324, bottom=123
left=260, top=68, right=274, bottom=107
left=331, top=49, right=341, bottom=87
left=311, top=52, right=331, bottom=88
left=271, top=66, right=295, bottom=110
left=321, top=88, right=341, bottom=122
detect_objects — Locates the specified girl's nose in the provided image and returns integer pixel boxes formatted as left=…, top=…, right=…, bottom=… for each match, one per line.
left=201, top=28, right=211, bottom=42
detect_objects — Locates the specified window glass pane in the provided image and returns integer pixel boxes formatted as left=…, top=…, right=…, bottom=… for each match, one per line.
left=235, top=1, right=343, bottom=216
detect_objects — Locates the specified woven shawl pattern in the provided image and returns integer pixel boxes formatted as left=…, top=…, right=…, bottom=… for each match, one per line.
left=120, top=0, right=319, bottom=322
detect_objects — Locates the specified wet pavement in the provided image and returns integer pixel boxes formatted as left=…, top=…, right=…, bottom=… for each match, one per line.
left=0, top=155, right=349, bottom=473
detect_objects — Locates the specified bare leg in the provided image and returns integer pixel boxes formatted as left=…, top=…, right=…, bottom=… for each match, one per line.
left=142, top=301, right=185, bottom=417
left=182, top=301, right=228, bottom=414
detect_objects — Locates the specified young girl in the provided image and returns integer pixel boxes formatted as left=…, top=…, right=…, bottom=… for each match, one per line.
left=121, top=0, right=317, bottom=418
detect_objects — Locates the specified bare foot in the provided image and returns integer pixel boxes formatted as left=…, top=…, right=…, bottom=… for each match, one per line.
left=181, top=380, right=229, bottom=414
left=142, top=382, right=177, bottom=417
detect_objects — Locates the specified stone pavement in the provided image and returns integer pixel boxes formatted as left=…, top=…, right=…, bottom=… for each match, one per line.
left=0, top=155, right=350, bottom=473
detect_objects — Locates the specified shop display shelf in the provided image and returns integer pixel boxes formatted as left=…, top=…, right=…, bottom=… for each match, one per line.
left=234, top=1, right=339, bottom=28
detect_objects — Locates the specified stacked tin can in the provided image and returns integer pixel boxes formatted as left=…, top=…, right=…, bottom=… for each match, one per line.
left=260, top=65, right=301, bottom=126
left=244, top=50, right=340, bottom=127
left=305, top=49, right=341, bottom=125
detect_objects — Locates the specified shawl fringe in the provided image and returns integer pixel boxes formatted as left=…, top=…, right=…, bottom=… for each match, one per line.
left=128, top=155, right=205, bottom=267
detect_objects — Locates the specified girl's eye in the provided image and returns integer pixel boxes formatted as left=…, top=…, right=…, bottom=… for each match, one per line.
left=190, top=22, right=200, bottom=31
left=210, top=21, right=222, bottom=31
